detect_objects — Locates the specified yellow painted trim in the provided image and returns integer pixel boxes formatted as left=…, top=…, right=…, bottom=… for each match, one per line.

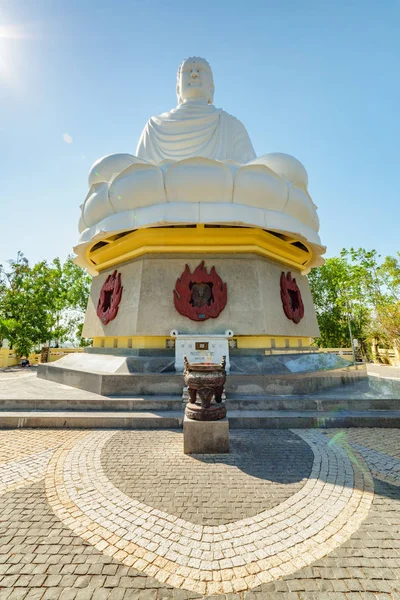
left=93, top=336, right=170, bottom=350
left=0, top=347, right=84, bottom=368
left=87, top=226, right=312, bottom=273
left=235, top=336, right=311, bottom=349
left=93, top=335, right=312, bottom=350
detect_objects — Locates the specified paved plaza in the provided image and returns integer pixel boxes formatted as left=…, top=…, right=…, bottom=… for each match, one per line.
left=0, top=427, right=399, bottom=599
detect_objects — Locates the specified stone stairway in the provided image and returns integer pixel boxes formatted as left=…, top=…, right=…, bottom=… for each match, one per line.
left=0, top=393, right=399, bottom=429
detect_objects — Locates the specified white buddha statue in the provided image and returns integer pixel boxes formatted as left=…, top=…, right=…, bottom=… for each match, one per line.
left=78, top=56, right=324, bottom=274
left=87, top=55, right=309, bottom=189
left=136, top=57, right=257, bottom=165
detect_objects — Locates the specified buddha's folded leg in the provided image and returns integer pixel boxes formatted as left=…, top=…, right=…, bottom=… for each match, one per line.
left=88, top=153, right=151, bottom=186
left=248, top=152, right=309, bottom=191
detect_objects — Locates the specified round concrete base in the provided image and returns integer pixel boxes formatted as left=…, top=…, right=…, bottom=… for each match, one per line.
left=82, top=253, right=320, bottom=339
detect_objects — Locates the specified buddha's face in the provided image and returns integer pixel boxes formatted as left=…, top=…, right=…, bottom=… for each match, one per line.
left=177, top=58, right=214, bottom=104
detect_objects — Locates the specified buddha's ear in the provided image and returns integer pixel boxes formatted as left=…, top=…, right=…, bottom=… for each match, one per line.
left=176, top=84, right=182, bottom=105
left=208, top=83, right=215, bottom=104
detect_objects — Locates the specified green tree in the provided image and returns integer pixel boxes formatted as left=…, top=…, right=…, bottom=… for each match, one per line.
left=308, top=255, right=371, bottom=354
left=342, top=249, right=400, bottom=357
left=0, top=253, right=91, bottom=357
left=0, top=253, right=55, bottom=356
left=45, top=256, right=91, bottom=346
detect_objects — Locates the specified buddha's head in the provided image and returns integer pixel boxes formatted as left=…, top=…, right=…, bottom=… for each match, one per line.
left=176, top=57, right=215, bottom=105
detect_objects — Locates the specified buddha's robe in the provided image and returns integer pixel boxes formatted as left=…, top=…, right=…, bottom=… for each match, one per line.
left=136, top=102, right=256, bottom=165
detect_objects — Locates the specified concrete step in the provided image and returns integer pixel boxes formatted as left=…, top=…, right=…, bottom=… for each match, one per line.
left=0, top=410, right=183, bottom=429
left=1, top=395, right=398, bottom=412
left=0, top=396, right=184, bottom=412
left=228, top=410, right=400, bottom=428
left=0, top=409, right=399, bottom=429
left=226, top=396, right=400, bottom=411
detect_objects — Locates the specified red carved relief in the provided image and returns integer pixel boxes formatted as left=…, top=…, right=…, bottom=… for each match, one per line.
left=280, top=271, right=304, bottom=324
left=174, top=261, right=227, bottom=321
left=97, top=270, right=123, bottom=325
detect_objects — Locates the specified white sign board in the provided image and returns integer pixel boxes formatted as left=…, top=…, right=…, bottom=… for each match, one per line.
left=171, top=330, right=233, bottom=371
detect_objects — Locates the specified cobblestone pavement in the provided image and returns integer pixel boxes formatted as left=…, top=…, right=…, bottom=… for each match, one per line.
left=0, top=428, right=399, bottom=599
left=102, top=430, right=314, bottom=525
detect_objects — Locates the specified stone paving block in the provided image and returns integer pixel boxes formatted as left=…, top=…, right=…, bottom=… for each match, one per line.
left=42, top=588, right=64, bottom=600
left=331, top=580, right=348, bottom=592
left=90, top=591, right=109, bottom=600
left=138, top=592, right=157, bottom=600
left=157, top=591, right=175, bottom=600
left=74, top=590, right=94, bottom=600
left=108, top=590, right=125, bottom=600
left=88, top=576, right=106, bottom=588
left=59, top=591, right=78, bottom=600
left=25, top=590, right=46, bottom=600
left=8, top=590, right=29, bottom=600
left=102, top=566, right=118, bottom=576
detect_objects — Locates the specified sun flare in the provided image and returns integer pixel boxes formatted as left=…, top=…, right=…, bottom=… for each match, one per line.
left=0, top=21, right=35, bottom=87
left=0, top=24, right=29, bottom=40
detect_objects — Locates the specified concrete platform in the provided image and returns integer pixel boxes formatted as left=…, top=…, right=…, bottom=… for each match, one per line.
left=1, top=366, right=399, bottom=429
left=37, top=352, right=367, bottom=396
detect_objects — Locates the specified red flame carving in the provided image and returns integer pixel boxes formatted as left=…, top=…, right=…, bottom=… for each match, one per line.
left=174, top=261, right=227, bottom=321
left=280, top=271, right=304, bottom=324
left=96, top=270, right=123, bottom=325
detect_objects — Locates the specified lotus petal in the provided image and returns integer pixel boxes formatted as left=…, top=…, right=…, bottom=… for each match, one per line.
left=285, top=186, right=316, bottom=229
left=78, top=212, right=87, bottom=234
left=83, top=183, right=114, bottom=227
left=251, top=153, right=308, bottom=190
left=233, top=164, right=287, bottom=211
left=88, top=153, right=145, bottom=187
left=165, top=158, right=233, bottom=203
left=109, top=163, right=166, bottom=211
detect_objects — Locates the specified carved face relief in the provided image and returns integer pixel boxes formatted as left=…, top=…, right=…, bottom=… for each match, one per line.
left=280, top=271, right=305, bottom=324
left=96, top=270, right=123, bottom=325
left=174, top=261, right=227, bottom=321
left=178, top=58, right=214, bottom=104
left=190, top=282, right=213, bottom=308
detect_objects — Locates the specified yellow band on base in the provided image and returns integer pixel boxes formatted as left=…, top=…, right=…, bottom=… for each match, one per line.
left=87, top=225, right=311, bottom=273
left=93, top=335, right=313, bottom=350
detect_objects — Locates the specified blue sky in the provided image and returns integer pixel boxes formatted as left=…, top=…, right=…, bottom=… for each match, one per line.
left=1, top=0, right=399, bottom=268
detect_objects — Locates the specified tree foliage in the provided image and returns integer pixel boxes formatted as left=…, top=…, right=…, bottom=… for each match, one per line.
left=0, top=253, right=91, bottom=356
left=342, top=248, right=400, bottom=351
left=309, top=248, right=400, bottom=355
left=308, top=256, right=370, bottom=352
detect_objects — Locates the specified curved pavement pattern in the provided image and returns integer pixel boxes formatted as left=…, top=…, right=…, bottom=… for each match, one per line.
left=101, top=430, right=315, bottom=525
left=0, top=428, right=399, bottom=599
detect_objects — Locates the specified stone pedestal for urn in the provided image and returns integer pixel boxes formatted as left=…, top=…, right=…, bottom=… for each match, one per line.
left=183, top=356, right=229, bottom=454
left=183, top=416, right=229, bottom=454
